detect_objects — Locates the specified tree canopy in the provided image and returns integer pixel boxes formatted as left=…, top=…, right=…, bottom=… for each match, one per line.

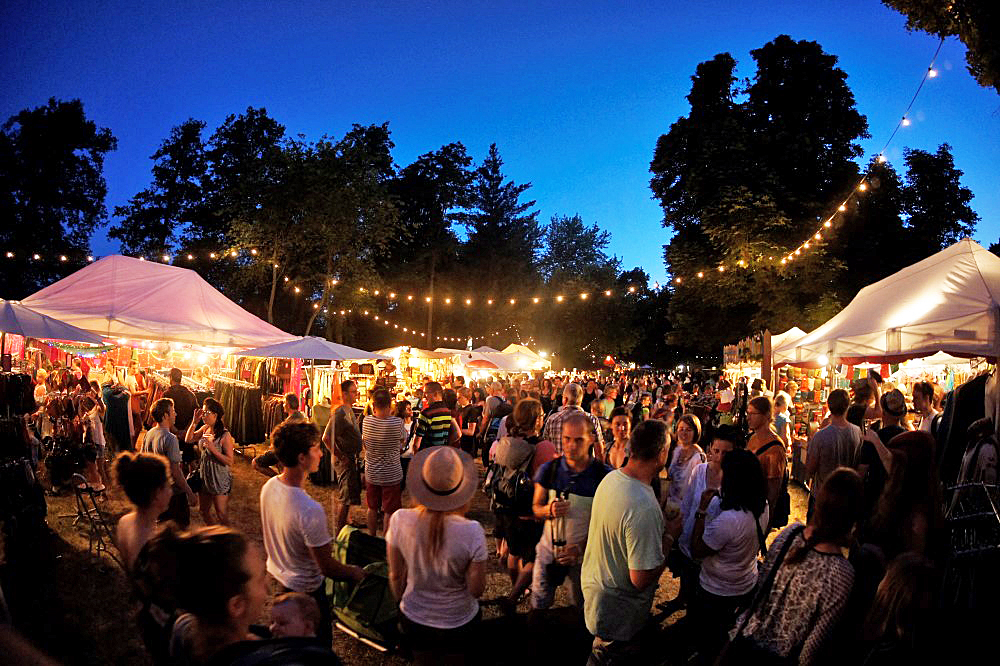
left=0, top=98, right=117, bottom=299
left=883, top=0, right=1000, bottom=94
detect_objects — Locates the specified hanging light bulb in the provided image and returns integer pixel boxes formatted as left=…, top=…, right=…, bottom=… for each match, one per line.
left=858, top=182, right=868, bottom=192
left=444, top=298, right=451, bottom=304
left=824, top=220, right=832, bottom=228
left=293, top=286, right=301, bottom=293
left=283, top=276, right=289, bottom=282
left=901, top=116, right=911, bottom=126
left=59, top=255, right=67, bottom=262
left=313, top=303, right=319, bottom=309
left=230, top=250, right=237, bottom=257
left=5, top=252, right=12, bottom=258
left=628, top=286, right=636, bottom=293
left=425, top=296, right=431, bottom=303
left=250, top=248, right=257, bottom=255
left=803, top=242, right=810, bottom=249
left=717, top=265, right=725, bottom=272
left=781, top=258, right=787, bottom=265
left=556, top=295, right=563, bottom=302
left=407, top=295, right=413, bottom=300
left=465, top=298, right=471, bottom=305
left=162, top=255, right=170, bottom=262
left=373, top=290, right=379, bottom=295
left=604, top=290, right=611, bottom=296
left=697, top=272, right=704, bottom=278
left=533, top=297, right=539, bottom=303
left=675, top=277, right=682, bottom=284
left=814, top=233, right=821, bottom=240
left=488, top=299, right=493, bottom=305
left=389, top=292, right=395, bottom=298
left=510, top=298, right=516, bottom=305
left=87, top=255, right=94, bottom=262
left=928, top=68, right=938, bottom=78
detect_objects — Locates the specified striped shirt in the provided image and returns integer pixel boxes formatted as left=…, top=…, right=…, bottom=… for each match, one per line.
left=541, top=405, right=605, bottom=456
left=415, top=401, right=453, bottom=449
left=362, top=415, right=405, bottom=485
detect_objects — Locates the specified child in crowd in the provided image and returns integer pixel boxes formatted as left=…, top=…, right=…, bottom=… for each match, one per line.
left=269, top=592, right=320, bottom=639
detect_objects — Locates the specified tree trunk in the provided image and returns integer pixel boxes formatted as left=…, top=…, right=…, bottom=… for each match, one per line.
left=425, top=252, right=436, bottom=343
left=304, top=249, right=335, bottom=336
left=266, top=240, right=279, bottom=323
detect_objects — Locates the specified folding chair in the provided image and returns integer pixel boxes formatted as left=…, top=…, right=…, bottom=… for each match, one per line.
left=67, top=472, right=125, bottom=571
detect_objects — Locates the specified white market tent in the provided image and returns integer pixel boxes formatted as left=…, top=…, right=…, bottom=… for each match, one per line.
left=237, top=336, right=389, bottom=361
left=769, top=327, right=808, bottom=366
left=436, top=347, right=547, bottom=372
left=22, top=255, right=296, bottom=348
left=501, top=343, right=552, bottom=370
left=773, top=239, right=1000, bottom=366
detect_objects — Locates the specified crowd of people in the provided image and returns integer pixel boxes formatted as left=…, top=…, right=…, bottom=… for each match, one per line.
left=22, top=363, right=954, bottom=665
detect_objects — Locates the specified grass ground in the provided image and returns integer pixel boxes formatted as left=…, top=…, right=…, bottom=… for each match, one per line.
left=4, top=450, right=809, bottom=665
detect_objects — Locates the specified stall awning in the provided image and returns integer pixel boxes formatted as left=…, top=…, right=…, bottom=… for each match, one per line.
left=773, top=239, right=1000, bottom=366
left=22, top=255, right=296, bottom=348
left=236, top=336, right=389, bottom=361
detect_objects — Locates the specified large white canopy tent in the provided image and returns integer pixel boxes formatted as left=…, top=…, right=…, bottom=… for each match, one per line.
left=773, top=239, right=1000, bottom=367
left=23, top=255, right=296, bottom=348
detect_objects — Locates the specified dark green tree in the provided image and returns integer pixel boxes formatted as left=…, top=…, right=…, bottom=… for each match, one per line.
left=650, top=37, right=869, bottom=351
left=882, top=1, right=1000, bottom=93
left=456, top=143, right=543, bottom=294
left=383, top=142, right=474, bottom=340
left=0, top=98, right=116, bottom=298
left=109, top=119, right=208, bottom=258
left=900, top=143, right=979, bottom=250
left=540, top=214, right=616, bottom=282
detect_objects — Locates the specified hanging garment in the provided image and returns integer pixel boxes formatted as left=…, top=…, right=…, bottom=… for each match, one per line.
left=937, top=373, right=988, bottom=486
left=102, top=385, right=133, bottom=454
left=212, top=379, right=265, bottom=445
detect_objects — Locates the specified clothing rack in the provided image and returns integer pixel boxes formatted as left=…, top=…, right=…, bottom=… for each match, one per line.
left=211, top=374, right=260, bottom=389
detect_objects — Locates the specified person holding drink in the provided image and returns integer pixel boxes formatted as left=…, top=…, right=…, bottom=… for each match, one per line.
left=530, top=412, right=611, bottom=611
left=185, top=398, right=235, bottom=525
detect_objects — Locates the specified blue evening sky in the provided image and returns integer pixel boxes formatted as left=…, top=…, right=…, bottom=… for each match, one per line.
left=3, top=1, right=998, bottom=285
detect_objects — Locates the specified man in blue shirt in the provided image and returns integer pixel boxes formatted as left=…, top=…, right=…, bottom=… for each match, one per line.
left=531, top=412, right=611, bottom=610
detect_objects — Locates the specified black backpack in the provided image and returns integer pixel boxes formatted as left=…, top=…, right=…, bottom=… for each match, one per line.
left=755, top=439, right=790, bottom=529
left=483, top=442, right=535, bottom=515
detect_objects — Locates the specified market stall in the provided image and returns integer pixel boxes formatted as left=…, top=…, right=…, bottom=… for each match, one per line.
left=22, top=255, right=298, bottom=449
left=772, top=239, right=1000, bottom=488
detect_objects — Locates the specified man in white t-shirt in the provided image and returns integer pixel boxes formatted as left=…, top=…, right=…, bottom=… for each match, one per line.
left=581, top=419, right=680, bottom=663
left=260, top=420, right=364, bottom=646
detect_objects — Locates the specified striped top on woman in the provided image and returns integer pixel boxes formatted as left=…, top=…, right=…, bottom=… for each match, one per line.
left=362, top=415, right=406, bottom=485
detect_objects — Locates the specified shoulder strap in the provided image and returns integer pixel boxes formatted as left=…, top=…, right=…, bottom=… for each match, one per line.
left=733, top=524, right=806, bottom=638
left=755, top=439, right=782, bottom=457
left=755, top=517, right=768, bottom=558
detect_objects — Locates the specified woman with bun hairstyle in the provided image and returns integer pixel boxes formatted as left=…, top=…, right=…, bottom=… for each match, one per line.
left=113, top=451, right=172, bottom=571
left=114, top=451, right=174, bottom=664
left=185, top=398, right=235, bottom=525
left=387, top=446, right=486, bottom=665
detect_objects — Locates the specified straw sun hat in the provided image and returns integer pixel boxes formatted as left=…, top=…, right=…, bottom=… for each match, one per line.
left=406, top=446, right=478, bottom=512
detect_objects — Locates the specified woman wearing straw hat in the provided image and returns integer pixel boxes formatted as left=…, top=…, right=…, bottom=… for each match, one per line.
left=386, top=446, right=487, bottom=665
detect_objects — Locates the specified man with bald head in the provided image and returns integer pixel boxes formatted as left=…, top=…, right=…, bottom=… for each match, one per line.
left=542, top=383, right=605, bottom=461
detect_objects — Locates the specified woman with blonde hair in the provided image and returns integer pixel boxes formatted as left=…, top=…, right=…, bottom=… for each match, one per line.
left=387, top=446, right=486, bottom=665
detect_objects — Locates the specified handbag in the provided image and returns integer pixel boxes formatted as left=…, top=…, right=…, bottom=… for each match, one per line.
left=716, top=524, right=805, bottom=666
left=186, top=468, right=203, bottom=494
